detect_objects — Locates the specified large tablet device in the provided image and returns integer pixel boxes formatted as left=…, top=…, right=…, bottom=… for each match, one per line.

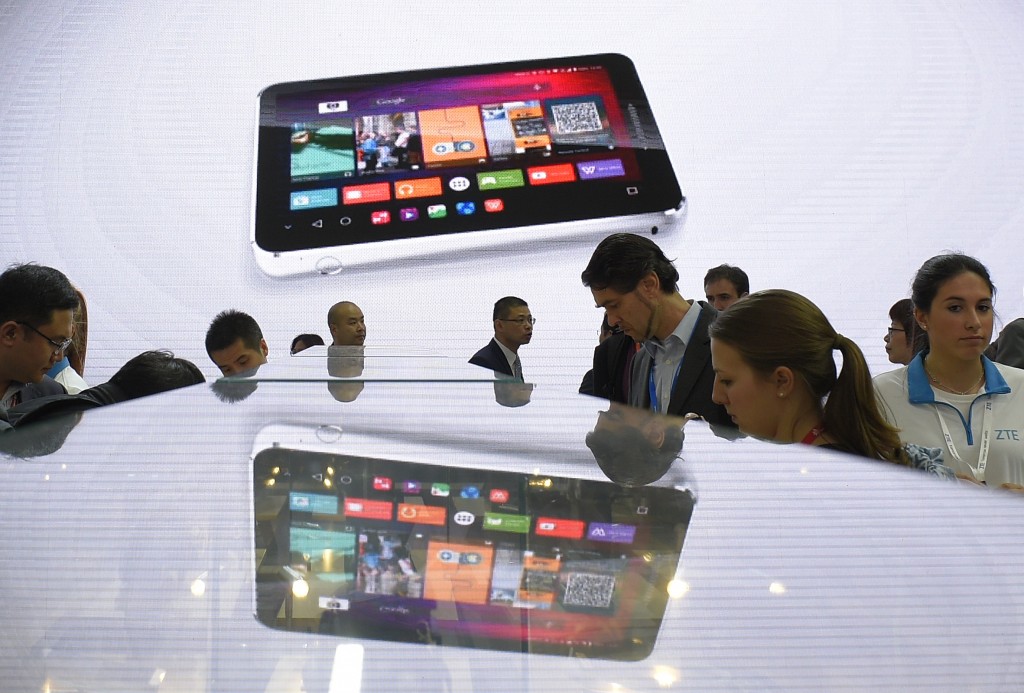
left=252, top=445, right=695, bottom=660
left=253, top=54, right=684, bottom=276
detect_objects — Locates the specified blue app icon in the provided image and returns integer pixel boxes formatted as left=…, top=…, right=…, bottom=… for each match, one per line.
left=455, top=201, right=476, bottom=216
left=460, top=485, right=480, bottom=499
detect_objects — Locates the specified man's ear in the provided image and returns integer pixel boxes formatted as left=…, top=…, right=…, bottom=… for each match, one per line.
left=260, top=339, right=269, bottom=357
left=637, top=271, right=660, bottom=299
left=642, top=420, right=667, bottom=448
left=0, top=320, right=19, bottom=346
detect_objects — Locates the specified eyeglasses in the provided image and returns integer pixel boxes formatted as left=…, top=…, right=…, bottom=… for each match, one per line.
left=18, top=321, right=73, bottom=355
left=886, top=327, right=906, bottom=340
left=499, top=317, right=536, bottom=326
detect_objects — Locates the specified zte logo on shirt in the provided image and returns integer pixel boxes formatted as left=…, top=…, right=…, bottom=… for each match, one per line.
left=995, top=429, right=1021, bottom=440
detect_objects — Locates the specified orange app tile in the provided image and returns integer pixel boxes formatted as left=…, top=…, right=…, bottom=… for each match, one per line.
left=423, top=540, right=494, bottom=605
left=342, top=182, right=390, bottom=205
left=394, top=177, right=443, bottom=200
left=419, top=106, right=487, bottom=165
left=507, top=103, right=544, bottom=121
left=526, top=163, right=575, bottom=185
left=396, top=503, right=447, bottom=526
left=517, top=554, right=560, bottom=605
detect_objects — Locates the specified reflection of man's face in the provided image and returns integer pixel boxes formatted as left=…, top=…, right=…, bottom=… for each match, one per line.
left=330, top=304, right=366, bottom=346
left=209, top=337, right=268, bottom=376
left=495, top=305, right=533, bottom=348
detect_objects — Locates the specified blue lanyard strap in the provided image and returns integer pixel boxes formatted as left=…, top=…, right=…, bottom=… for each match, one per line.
left=649, top=355, right=684, bottom=414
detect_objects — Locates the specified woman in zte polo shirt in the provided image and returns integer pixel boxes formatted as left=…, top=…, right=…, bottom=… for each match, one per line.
left=874, top=254, right=1024, bottom=489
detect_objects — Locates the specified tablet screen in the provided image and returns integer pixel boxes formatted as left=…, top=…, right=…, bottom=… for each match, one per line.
left=254, top=54, right=682, bottom=255
left=253, top=447, right=694, bottom=661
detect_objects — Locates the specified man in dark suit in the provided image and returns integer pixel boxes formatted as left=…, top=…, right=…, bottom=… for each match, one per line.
left=0, top=264, right=79, bottom=415
left=581, top=234, right=734, bottom=429
left=469, top=297, right=533, bottom=380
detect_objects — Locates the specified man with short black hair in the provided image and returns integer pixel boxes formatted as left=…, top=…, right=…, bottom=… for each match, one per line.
left=205, top=310, right=268, bottom=376
left=0, top=263, right=80, bottom=412
left=582, top=234, right=733, bottom=427
left=703, top=264, right=749, bottom=312
left=469, top=296, right=534, bottom=379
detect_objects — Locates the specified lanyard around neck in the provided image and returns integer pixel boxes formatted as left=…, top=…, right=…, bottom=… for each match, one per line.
left=648, top=356, right=683, bottom=415
left=933, top=398, right=994, bottom=483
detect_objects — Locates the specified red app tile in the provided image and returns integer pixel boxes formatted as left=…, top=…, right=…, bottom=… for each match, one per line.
left=372, top=476, right=392, bottom=491
left=343, top=498, right=393, bottom=521
left=489, top=488, right=510, bottom=504
left=483, top=198, right=504, bottom=212
left=342, top=182, right=391, bottom=205
left=526, top=163, right=575, bottom=186
left=370, top=210, right=391, bottom=225
left=535, top=517, right=585, bottom=539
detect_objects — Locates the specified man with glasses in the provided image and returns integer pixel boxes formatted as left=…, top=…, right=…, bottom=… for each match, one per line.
left=469, top=296, right=534, bottom=380
left=581, top=234, right=733, bottom=428
left=0, top=263, right=80, bottom=414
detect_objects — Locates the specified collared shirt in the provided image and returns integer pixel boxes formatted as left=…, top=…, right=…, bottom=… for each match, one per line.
left=494, top=339, right=520, bottom=377
left=635, top=300, right=701, bottom=413
left=1, top=383, right=25, bottom=412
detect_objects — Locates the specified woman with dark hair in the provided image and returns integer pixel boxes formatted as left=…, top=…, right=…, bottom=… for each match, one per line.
left=874, top=254, right=1024, bottom=487
left=885, top=298, right=928, bottom=366
left=709, top=289, right=904, bottom=460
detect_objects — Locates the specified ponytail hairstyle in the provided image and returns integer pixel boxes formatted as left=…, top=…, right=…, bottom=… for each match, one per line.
left=709, top=289, right=902, bottom=461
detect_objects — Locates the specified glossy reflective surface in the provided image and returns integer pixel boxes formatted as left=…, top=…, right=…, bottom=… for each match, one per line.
left=2, top=379, right=1024, bottom=691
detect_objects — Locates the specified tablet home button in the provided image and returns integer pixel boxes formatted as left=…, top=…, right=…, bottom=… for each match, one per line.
left=315, top=256, right=343, bottom=275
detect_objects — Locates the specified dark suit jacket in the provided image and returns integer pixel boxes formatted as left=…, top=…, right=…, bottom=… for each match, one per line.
left=987, top=318, right=1024, bottom=369
left=591, top=302, right=734, bottom=429
left=469, top=338, right=514, bottom=376
left=591, top=332, right=636, bottom=403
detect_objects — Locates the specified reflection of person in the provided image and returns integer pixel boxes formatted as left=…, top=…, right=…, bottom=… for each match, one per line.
left=205, top=310, right=268, bottom=376
left=585, top=403, right=686, bottom=486
left=290, top=333, right=325, bottom=355
left=7, top=350, right=205, bottom=428
left=703, top=264, right=749, bottom=312
left=986, top=317, right=1024, bottom=369
left=579, top=316, right=618, bottom=395
left=709, top=290, right=937, bottom=468
left=493, top=380, right=533, bottom=408
left=327, top=345, right=365, bottom=402
left=581, top=233, right=733, bottom=428
left=328, top=302, right=366, bottom=346
left=884, top=298, right=928, bottom=366
left=0, top=264, right=80, bottom=413
left=875, top=255, right=1024, bottom=487
left=469, top=297, right=534, bottom=380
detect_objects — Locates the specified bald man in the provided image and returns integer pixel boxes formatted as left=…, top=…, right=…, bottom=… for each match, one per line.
left=328, top=302, right=366, bottom=346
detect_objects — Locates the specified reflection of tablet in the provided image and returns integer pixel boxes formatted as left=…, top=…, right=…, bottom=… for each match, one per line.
left=252, top=445, right=695, bottom=660
left=253, top=54, right=684, bottom=276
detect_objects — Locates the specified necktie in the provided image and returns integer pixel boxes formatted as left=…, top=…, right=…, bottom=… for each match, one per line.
left=513, top=356, right=523, bottom=381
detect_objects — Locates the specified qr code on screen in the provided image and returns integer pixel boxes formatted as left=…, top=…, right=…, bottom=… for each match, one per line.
left=550, top=102, right=603, bottom=133
left=562, top=572, right=616, bottom=608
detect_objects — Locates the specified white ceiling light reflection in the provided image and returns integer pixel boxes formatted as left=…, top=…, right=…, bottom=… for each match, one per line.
left=769, top=581, right=787, bottom=595
left=283, top=566, right=310, bottom=598
left=667, top=579, right=690, bottom=599
left=652, top=665, right=679, bottom=687
left=191, top=572, right=207, bottom=597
